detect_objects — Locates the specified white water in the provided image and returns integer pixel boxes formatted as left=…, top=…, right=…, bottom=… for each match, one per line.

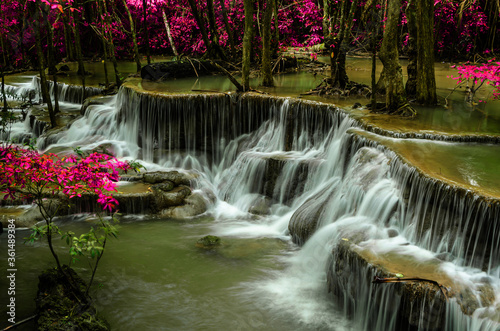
left=5, top=80, right=500, bottom=330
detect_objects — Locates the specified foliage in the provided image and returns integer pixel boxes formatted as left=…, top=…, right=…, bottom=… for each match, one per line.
left=0, top=145, right=133, bottom=292
left=449, top=59, right=500, bottom=101
left=0, top=0, right=497, bottom=68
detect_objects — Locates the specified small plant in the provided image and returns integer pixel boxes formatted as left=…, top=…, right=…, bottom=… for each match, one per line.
left=0, top=146, right=140, bottom=299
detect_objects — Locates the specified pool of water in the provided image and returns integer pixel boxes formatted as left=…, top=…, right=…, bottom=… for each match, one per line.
left=0, top=214, right=350, bottom=330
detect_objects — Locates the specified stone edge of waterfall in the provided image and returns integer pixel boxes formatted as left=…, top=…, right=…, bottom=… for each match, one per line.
left=328, top=240, right=500, bottom=330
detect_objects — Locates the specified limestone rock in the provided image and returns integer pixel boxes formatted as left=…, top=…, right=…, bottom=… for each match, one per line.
left=143, top=171, right=194, bottom=186
left=160, top=192, right=208, bottom=218
left=152, top=185, right=191, bottom=210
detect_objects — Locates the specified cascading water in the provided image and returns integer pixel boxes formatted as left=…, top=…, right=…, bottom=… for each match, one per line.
left=9, top=79, right=500, bottom=330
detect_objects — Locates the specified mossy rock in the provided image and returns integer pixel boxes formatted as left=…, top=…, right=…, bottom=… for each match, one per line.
left=196, top=235, right=221, bottom=249
left=35, top=266, right=110, bottom=331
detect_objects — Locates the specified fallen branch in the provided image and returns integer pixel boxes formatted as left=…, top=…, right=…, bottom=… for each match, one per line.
left=209, top=60, right=244, bottom=92
left=2, top=315, right=37, bottom=330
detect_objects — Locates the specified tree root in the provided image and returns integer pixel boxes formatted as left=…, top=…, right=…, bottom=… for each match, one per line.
left=300, top=79, right=371, bottom=98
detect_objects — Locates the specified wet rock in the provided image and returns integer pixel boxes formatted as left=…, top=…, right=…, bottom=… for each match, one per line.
left=153, top=180, right=175, bottom=192
left=113, top=192, right=154, bottom=214
left=386, top=228, right=399, bottom=238
left=143, top=171, right=193, bottom=186
left=288, top=186, right=332, bottom=245
left=249, top=196, right=273, bottom=215
left=195, top=235, right=221, bottom=249
left=36, top=265, right=110, bottom=330
left=152, top=185, right=191, bottom=210
left=328, top=240, right=499, bottom=330
left=160, top=192, right=208, bottom=218
left=1, top=200, right=69, bottom=229
left=80, top=95, right=114, bottom=115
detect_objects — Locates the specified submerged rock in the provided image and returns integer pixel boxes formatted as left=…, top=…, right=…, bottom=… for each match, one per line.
left=196, top=235, right=221, bottom=249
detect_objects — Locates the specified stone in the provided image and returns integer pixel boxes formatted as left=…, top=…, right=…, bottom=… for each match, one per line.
left=288, top=186, right=332, bottom=245
left=143, top=171, right=193, bottom=186
left=59, top=64, right=70, bottom=71
left=195, top=235, right=221, bottom=249
left=0, top=200, right=69, bottom=229
left=248, top=196, right=272, bottom=215
left=160, top=192, right=208, bottom=218
left=152, top=185, right=191, bottom=210
left=328, top=239, right=499, bottom=330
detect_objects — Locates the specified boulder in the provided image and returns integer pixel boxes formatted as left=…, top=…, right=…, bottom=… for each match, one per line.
left=159, top=192, right=208, bottom=218
left=152, top=185, right=191, bottom=210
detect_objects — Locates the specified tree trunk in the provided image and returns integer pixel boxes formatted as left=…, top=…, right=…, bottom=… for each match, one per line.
left=162, top=9, right=178, bottom=57
left=206, top=0, right=226, bottom=60
left=62, top=14, right=75, bottom=61
left=44, top=10, right=59, bottom=113
left=97, top=0, right=109, bottom=88
left=71, top=7, right=86, bottom=103
left=219, top=0, right=235, bottom=59
left=242, top=0, right=254, bottom=91
left=405, top=0, right=417, bottom=98
left=33, top=0, right=57, bottom=127
left=370, top=0, right=379, bottom=110
left=142, top=0, right=151, bottom=64
left=322, top=0, right=330, bottom=39
left=379, top=0, right=415, bottom=116
left=415, top=0, right=437, bottom=105
left=187, top=0, right=212, bottom=56
left=122, top=0, right=141, bottom=72
left=105, top=0, right=121, bottom=87
left=330, top=0, right=357, bottom=89
left=261, top=0, right=274, bottom=87
left=48, top=27, right=59, bottom=114
left=1, top=36, right=8, bottom=113
left=273, top=0, right=279, bottom=45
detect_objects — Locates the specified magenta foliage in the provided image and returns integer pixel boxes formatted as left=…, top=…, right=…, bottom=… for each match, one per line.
left=0, top=0, right=497, bottom=65
left=0, top=146, right=131, bottom=212
left=450, top=60, right=500, bottom=99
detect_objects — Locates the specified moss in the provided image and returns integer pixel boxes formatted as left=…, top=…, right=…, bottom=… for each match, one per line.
left=196, top=235, right=221, bottom=249
left=35, top=266, right=110, bottom=331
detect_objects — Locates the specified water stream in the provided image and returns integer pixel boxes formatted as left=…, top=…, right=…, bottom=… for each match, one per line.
left=1, top=72, right=499, bottom=330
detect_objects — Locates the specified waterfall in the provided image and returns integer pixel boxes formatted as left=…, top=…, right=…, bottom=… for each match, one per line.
left=18, top=80, right=499, bottom=330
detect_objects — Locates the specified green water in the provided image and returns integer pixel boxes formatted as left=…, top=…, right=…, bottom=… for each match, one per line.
left=0, top=215, right=341, bottom=330
left=351, top=128, right=500, bottom=197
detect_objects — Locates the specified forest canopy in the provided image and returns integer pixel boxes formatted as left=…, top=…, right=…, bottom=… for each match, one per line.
left=0, top=0, right=498, bottom=70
